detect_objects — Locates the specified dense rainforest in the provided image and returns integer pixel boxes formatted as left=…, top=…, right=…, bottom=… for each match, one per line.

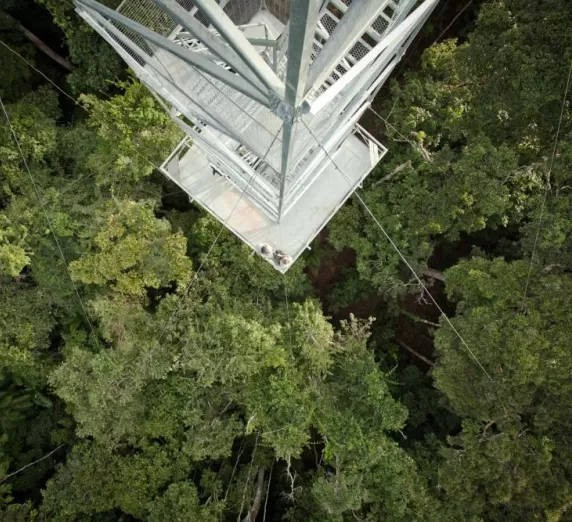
left=0, top=0, right=571, bottom=520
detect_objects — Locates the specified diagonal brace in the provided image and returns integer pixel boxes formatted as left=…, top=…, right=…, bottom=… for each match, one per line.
left=76, top=0, right=270, bottom=107
left=306, top=0, right=395, bottom=94
left=190, top=0, right=285, bottom=99
left=152, top=0, right=269, bottom=95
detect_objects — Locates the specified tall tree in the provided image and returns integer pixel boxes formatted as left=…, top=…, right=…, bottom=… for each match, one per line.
left=328, top=0, right=572, bottom=294
left=433, top=257, right=572, bottom=520
left=36, top=0, right=125, bottom=93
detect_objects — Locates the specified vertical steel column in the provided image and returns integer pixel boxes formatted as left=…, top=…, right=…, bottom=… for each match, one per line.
left=277, top=0, right=321, bottom=220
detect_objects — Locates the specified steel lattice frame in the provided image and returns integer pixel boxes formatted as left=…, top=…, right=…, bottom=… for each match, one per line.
left=75, top=0, right=439, bottom=269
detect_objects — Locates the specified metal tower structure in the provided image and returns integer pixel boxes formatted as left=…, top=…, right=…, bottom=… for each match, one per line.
left=75, top=0, right=439, bottom=271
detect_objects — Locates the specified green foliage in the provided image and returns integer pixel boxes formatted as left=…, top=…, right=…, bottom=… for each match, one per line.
left=36, top=0, right=125, bottom=94
left=438, top=420, right=572, bottom=521
left=327, top=267, right=374, bottom=312
left=45, top=283, right=431, bottom=520
left=69, top=199, right=192, bottom=296
left=146, top=482, right=222, bottom=522
left=434, top=258, right=572, bottom=422
left=433, top=258, right=572, bottom=519
left=398, top=365, right=459, bottom=442
left=80, top=79, right=182, bottom=187
left=181, top=211, right=311, bottom=302
left=458, top=0, right=572, bottom=150
left=0, top=278, right=55, bottom=385
left=519, top=134, right=572, bottom=269
left=2, top=0, right=572, bottom=520
left=329, top=0, right=571, bottom=293
left=41, top=441, right=194, bottom=520
left=0, top=86, right=60, bottom=200
left=0, top=215, right=29, bottom=276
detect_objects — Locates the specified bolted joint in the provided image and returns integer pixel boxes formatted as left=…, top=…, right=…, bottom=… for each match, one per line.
left=297, top=100, right=311, bottom=116
left=269, top=97, right=311, bottom=122
left=271, top=99, right=295, bottom=122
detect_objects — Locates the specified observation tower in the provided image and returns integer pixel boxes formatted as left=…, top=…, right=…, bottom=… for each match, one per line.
left=75, top=0, right=438, bottom=271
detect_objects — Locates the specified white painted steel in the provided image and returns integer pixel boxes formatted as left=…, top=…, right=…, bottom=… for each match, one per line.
left=153, top=0, right=269, bottom=93
left=305, top=0, right=394, bottom=93
left=191, top=0, right=285, bottom=97
left=309, top=0, right=438, bottom=115
left=278, top=0, right=321, bottom=218
left=160, top=126, right=386, bottom=271
left=75, top=0, right=437, bottom=270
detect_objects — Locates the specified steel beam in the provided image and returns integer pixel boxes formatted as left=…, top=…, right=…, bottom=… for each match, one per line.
left=277, top=0, right=321, bottom=220
left=388, top=0, right=420, bottom=27
left=305, top=0, right=393, bottom=94
left=76, top=0, right=270, bottom=107
left=284, top=0, right=322, bottom=107
left=247, top=38, right=277, bottom=47
left=191, top=0, right=285, bottom=98
left=309, top=0, right=438, bottom=115
left=281, top=105, right=369, bottom=217
left=278, top=121, right=295, bottom=220
left=78, top=6, right=248, bottom=144
left=151, top=0, right=268, bottom=94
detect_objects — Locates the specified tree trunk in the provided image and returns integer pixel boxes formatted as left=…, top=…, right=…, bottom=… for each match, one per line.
left=1, top=11, right=73, bottom=71
left=423, top=267, right=445, bottom=282
left=19, top=25, right=74, bottom=71
left=397, top=340, right=435, bottom=368
left=372, top=160, right=412, bottom=187
left=399, top=309, right=441, bottom=328
left=242, top=468, right=265, bottom=522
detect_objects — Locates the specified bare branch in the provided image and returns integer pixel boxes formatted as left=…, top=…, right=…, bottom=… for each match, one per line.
left=242, top=468, right=265, bottom=522
left=1, top=11, right=73, bottom=71
left=397, top=340, right=435, bottom=368
left=479, top=420, right=496, bottom=441
left=423, top=267, right=445, bottom=282
left=262, top=462, right=274, bottom=522
left=0, top=444, right=65, bottom=484
left=372, top=160, right=412, bottom=187
left=399, top=309, right=441, bottom=328
left=238, top=434, right=259, bottom=521
left=281, top=458, right=301, bottom=503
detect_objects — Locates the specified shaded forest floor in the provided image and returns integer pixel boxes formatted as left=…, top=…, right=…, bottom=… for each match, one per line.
left=306, top=230, right=441, bottom=368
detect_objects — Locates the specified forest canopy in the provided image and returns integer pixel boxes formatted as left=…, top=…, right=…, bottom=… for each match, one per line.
left=0, top=0, right=571, bottom=521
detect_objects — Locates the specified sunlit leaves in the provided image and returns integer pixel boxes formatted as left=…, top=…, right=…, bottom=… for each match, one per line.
left=69, top=199, right=192, bottom=296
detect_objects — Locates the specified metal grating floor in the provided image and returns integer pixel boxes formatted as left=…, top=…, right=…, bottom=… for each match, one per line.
left=161, top=126, right=387, bottom=271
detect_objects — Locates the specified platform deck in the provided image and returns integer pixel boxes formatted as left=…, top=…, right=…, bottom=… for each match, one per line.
left=162, top=129, right=386, bottom=271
